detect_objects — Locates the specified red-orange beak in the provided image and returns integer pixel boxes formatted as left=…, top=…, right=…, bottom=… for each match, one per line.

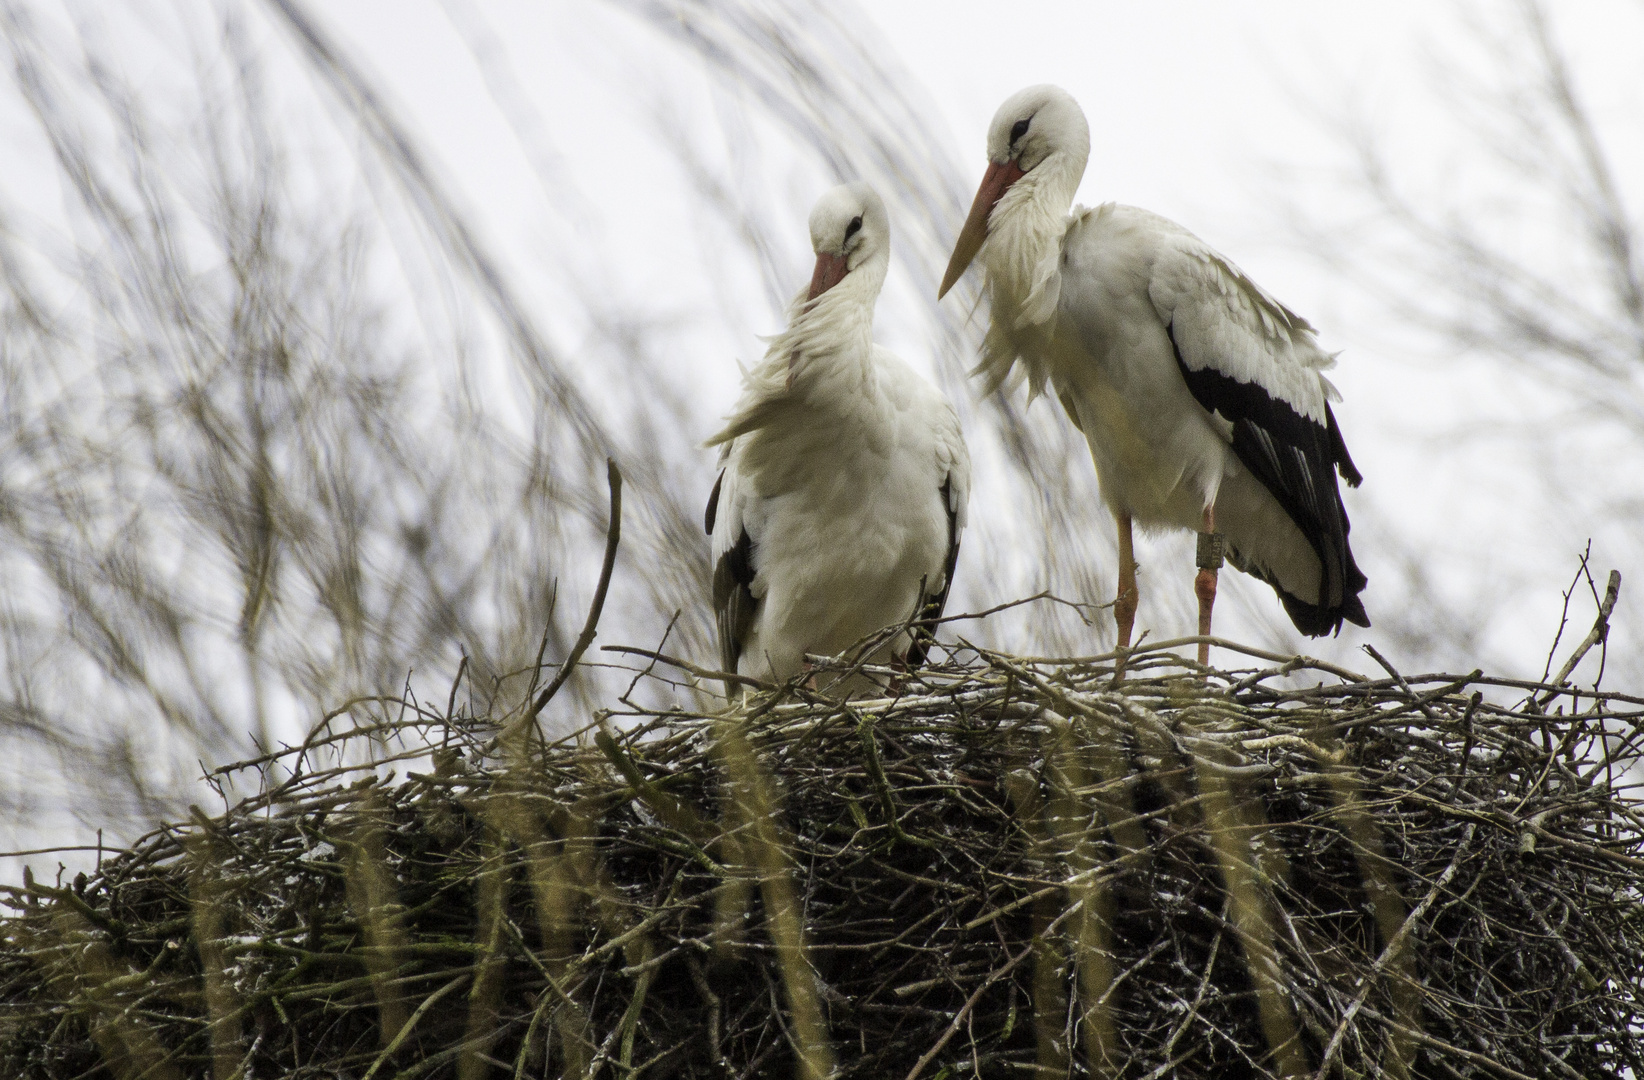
left=938, top=158, right=1026, bottom=299
left=807, top=252, right=849, bottom=301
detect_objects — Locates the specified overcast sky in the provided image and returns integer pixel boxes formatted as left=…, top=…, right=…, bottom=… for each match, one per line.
left=4, top=0, right=1637, bottom=675
left=300, top=0, right=1644, bottom=675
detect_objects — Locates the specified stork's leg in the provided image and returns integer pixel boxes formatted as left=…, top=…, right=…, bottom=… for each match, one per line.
left=1113, top=512, right=1138, bottom=680
left=1195, top=506, right=1226, bottom=667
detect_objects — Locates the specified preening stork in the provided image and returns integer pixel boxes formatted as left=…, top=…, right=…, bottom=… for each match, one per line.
left=706, top=182, right=970, bottom=693
left=940, top=85, right=1368, bottom=665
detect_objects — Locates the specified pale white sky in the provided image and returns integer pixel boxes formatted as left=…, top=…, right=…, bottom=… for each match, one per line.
left=308, top=0, right=1644, bottom=677
left=4, top=0, right=1637, bottom=675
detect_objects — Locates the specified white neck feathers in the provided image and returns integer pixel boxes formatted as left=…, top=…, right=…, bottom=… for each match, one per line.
left=975, top=151, right=1085, bottom=398
left=766, top=262, right=881, bottom=389
left=704, top=252, right=887, bottom=449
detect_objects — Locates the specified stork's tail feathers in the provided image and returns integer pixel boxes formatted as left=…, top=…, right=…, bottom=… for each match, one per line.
left=1326, top=404, right=1362, bottom=488
left=1274, top=574, right=1371, bottom=637
left=1228, top=541, right=1370, bottom=638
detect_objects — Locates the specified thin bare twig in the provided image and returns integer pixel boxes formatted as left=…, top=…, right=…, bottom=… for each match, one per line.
left=525, top=460, right=624, bottom=725
left=1540, top=569, right=1622, bottom=705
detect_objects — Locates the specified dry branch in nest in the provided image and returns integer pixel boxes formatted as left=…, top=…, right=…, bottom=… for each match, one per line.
left=3, top=626, right=1644, bottom=1079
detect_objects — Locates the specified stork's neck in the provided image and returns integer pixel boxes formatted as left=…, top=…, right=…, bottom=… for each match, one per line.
left=767, top=252, right=887, bottom=396
left=975, top=150, right=1084, bottom=395
left=981, top=151, right=1082, bottom=322
left=704, top=254, right=892, bottom=454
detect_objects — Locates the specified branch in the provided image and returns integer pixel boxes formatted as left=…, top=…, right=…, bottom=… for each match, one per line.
left=1538, top=569, right=1621, bottom=708
left=922, top=589, right=1108, bottom=627
left=1311, top=823, right=1476, bottom=1080
left=600, top=645, right=776, bottom=692
left=1012, top=635, right=1369, bottom=683
left=525, top=460, right=623, bottom=724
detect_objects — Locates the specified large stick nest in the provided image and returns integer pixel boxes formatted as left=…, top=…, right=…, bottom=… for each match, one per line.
left=3, top=641, right=1643, bottom=1080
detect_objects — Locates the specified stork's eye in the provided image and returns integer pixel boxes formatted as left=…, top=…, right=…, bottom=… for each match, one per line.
left=845, top=216, right=863, bottom=240
left=1010, top=118, right=1030, bottom=144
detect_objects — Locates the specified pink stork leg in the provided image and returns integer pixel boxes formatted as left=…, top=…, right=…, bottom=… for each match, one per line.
left=1195, top=506, right=1225, bottom=666
left=1113, top=512, right=1138, bottom=680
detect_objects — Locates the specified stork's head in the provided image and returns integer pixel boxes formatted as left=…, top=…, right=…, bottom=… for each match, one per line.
left=939, top=84, right=1090, bottom=299
left=805, top=181, right=890, bottom=303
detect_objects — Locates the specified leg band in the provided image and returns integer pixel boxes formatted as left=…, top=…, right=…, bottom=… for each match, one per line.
left=1196, top=531, right=1226, bottom=570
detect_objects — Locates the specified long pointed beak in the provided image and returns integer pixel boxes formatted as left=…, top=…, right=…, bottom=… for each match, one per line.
left=807, top=252, right=849, bottom=301
left=938, top=158, right=1025, bottom=299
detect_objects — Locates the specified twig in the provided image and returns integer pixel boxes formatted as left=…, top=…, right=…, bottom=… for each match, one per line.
left=924, top=590, right=1108, bottom=627
left=522, top=583, right=558, bottom=704
left=1455, top=691, right=1483, bottom=788
left=1311, top=823, right=1476, bottom=1080
left=1539, top=545, right=1593, bottom=685
left=524, top=459, right=623, bottom=725
left=1506, top=878, right=1601, bottom=992
left=1014, top=635, right=1368, bottom=682
left=443, top=654, right=469, bottom=727
left=600, top=645, right=777, bottom=691
left=1362, top=644, right=1442, bottom=723
left=1147, top=926, right=1223, bottom=1078
left=360, top=973, right=471, bottom=1080
left=1538, top=569, right=1621, bottom=708
left=902, top=926, right=1054, bottom=1080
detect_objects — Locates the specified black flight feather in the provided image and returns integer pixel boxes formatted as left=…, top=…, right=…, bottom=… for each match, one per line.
left=706, top=470, right=759, bottom=675
left=1168, top=323, right=1369, bottom=635
left=904, top=477, right=960, bottom=670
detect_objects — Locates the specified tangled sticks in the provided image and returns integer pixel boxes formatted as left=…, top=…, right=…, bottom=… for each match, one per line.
left=3, top=637, right=1643, bottom=1080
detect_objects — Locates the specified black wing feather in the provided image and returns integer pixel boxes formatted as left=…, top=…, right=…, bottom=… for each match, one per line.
left=712, top=531, right=758, bottom=675
left=704, top=470, right=723, bottom=534
left=707, top=470, right=759, bottom=676
left=903, top=478, right=960, bottom=670
left=1168, top=323, right=1369, bottom=635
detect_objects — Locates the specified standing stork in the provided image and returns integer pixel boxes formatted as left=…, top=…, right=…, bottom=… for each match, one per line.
left=706, top=182, right=970, bottom=693
left=940, top=85, right=1367, bottom=664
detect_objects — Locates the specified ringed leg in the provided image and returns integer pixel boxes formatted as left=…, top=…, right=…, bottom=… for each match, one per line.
left=1195, top=506, right=1226, bottom=666
left=1113, top=511, right=1138, bottom=680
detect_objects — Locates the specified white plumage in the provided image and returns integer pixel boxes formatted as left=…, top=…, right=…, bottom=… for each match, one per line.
left=941, top=85, right=1366, bottom=659
left=707, top=182, right=970, bottom=689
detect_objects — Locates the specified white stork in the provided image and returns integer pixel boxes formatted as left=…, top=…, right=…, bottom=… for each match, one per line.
left=939, top=85, right=1367, bottom=664
left=706, top=182, right=970, bottom=692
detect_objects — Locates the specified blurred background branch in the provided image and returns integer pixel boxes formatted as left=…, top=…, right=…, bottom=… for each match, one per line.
left=1273, top=0, right=1642, bottom=674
